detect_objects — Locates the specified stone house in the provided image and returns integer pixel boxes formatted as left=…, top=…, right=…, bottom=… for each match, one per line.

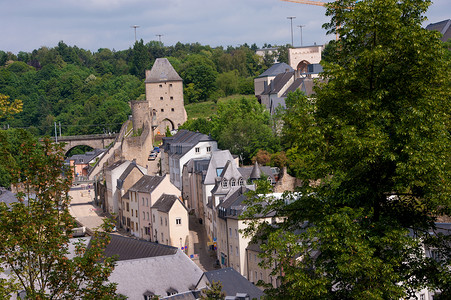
left=104, top=160, right=146, bottom=215
left=151, top=194, right=189, bottom=249
left=161, top=130, right=218, bottom=190
left=124, top=175, right=180, bottom=239
left=117, top=162, right=147, bottom=231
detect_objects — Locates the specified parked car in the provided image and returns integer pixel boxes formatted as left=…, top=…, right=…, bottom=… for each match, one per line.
left=148, top=153, right=157, bottom=161
left=153, top=146, right=160, bottom=153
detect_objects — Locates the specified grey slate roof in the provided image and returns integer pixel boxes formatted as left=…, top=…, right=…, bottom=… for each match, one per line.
left=68, top=148, right=105, bottom=165
left=217, top=186, right=251, bottom=219
left=104, top=160, right=126, bottom=171
left=198, top=268, right=264, bottom=300
left=153, top=194, right=187, bottom=213
left=110, top=250, right=203, bottom=299
left=99, top=234, right=177, bottom=261
left=145, top=58, right=183, bottom=83
left=128, top=175, right=165, bottom=193
left=238, top=165, right=275, bottom=183
left=203, top=150, right=235, bottom=185
left=426, top=19, right=451, bottom=42
left=257, top=62, right=293, bottom=78
left=0, top=188, right=19, bottom=206
left=262, top=72, right=293, bottom=95
left=281, top=77, right=316, bottom=97
left=162, top=130, right=215, bottom=158
left=117, top=161, right=145, bottom=190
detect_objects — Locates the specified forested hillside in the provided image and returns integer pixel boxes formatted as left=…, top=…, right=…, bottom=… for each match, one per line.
left=0, top=41, right=287, bottom=136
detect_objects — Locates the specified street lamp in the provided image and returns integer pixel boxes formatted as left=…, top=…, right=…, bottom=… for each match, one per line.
left=130, top=25, right=140, bottom=42
left=287, top=16, right=296, bottom=47
left=297, top=25, right=305, bottom=46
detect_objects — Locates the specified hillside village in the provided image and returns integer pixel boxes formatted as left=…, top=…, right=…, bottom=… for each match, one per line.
left=62, top=45, right=325, bottom=299
left=1, top=12, right=450, bottom=300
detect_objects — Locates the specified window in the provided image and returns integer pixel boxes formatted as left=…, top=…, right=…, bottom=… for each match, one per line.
left=160, top=217, right=163, bottom=225
left=235, top=229, right=238, bottom=238
left=160, top=96, right=163, bottom=100
left=165, top=218, right=168, bottom=226
left=126, top=203, right=129, bottom=212
left=206, top=146, right=211, bottom=152
left=142, top=197, right=145, bottom=205
left=171, top=108, right=174, bottom=112
left=231, top=178, right=236, bottom=187
left=255, top=271, right=257, bottom=281
left=169, top=84, right=173, bottom=87
left=222, top=178, right=228, bottom=188
left=159, top=84, right=162, bottom=88
left=216, top=168, right=224, bottom=176
left=161, top=233, right=164, bottom=241
left=229, top=228, right=232, bottom=236
left=136, top=223, right=138, bottom=231
left=195, top=147, right=200, bottom=153
left=238, top=178, right=244, bottom=186
left=420, top=294, right=425, bottom=300
left=147, top=212, right=149, bottom=220
left=153, top=214, right=155, bottom=222
left=170, top=96, right=174, bottom=100
left=131, top=209, right=133, bottom=217
left=236, top=247, right=238, bottom=256
left=161, top=108, right=164, bottom=112
left=146, top=198, right=149, bottom=206
left=176, top=218, right=182, bottom=225
left=136, top=210, right=138, bottom=217
left=230, top=245, right=232, bottom=254
left=143, top=211, right=145, bottom=220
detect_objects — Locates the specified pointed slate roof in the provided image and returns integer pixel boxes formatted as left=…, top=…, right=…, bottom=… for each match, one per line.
left=152, top=194, right=187, bottom=213
left=145, top=58, right=183, bottom=83
left=249, top=161, right=262, bottom=180
left=203, top=150, right=235, bottom=185
left=257, top=62, right=293, bottom=78
left=128, top=175, right=165, bottom=193
left=426, top=19, right=451, bottom=42
left=197, top=268, right=264, bottom=300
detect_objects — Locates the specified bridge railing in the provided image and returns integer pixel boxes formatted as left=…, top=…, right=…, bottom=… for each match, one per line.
left=50, top=133, right=118, bottom=142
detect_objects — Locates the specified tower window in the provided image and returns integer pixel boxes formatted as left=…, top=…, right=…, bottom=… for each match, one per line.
left=170, top=96, right=174, bottom=100
left=171, top=108, right=174, bottom=112
left=161, top=109, right=164, bottom=112
left=160, top=97, right=163, bottom=100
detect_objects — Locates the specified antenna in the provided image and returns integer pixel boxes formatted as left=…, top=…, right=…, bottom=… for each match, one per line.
left=131, top=25, right=140, bottom=42
left=156, top=34, right=163, bottom=45
left=297, top=25, right=306, bottom=46
left=287, top=17, right=296, bottom=47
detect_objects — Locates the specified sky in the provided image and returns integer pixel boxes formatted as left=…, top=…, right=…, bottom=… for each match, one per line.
left=0, top=0, right=449, bottom=54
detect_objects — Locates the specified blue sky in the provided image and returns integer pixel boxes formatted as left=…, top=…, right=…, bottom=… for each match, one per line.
left=0, top=0, right=449, bottom=54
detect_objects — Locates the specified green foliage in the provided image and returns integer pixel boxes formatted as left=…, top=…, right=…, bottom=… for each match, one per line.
left=200, top=280, right=226, bottom=300
left=165, top=126, right=172, bottom=137
left=0, top=131, right=120, bottom=298
left=210, top=97, right=279, bottom=164
left=243, top=0, right=451, bottom=299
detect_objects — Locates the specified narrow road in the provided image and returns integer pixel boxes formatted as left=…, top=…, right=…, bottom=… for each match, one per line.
left=188, top=214, right=219, bottom=272
left=69, top=184, right=106, bottom=231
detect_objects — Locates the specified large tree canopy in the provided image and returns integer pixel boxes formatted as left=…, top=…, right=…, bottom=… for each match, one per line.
left=243, top=0, right=450, bottom=299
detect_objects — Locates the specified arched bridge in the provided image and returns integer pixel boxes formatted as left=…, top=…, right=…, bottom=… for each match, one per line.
left=51, top=133, right=118, bottom=154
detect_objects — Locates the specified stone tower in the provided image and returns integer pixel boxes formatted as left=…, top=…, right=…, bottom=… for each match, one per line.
left=144, top=58, right=187, bottom=135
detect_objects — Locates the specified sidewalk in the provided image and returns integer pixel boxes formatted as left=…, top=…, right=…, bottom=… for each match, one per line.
left=69, top=184, right=106, bottom=231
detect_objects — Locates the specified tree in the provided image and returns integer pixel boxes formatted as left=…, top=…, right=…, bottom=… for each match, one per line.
left=243, top=0, right=450, bottom=299
left=0, top=93, right=22, bottom=119
left=210, top=97, right=279, bottom=164
left=0, top=130, right=120, bottom=298
left=200, top=280, right=226, bottom=300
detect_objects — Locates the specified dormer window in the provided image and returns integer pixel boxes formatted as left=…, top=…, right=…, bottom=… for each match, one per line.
left=222, top=178, right=228, bottom=188
left=195, top=147, right=200, bottom=153
left=238, top=178, right=244, bottom=186
left=231, top=178, right=236, bottom=187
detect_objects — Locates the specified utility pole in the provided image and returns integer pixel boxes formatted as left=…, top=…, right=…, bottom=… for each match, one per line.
left=156, top=34, right=163, bottom=46
left=59, top=122, right=62, bottom=137
left=297, top=25, right=305, bottom=46
left=131, top=25, right=140, bottom=42
left=54, top=122, right=58, bottom=143
left=287, top=16, right=296, bottom=47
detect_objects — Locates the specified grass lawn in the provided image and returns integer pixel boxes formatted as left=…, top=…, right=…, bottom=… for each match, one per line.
left=185, top=94, right=255, bottom=120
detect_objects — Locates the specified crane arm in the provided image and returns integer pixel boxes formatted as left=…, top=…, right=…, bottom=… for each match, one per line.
left=280, top=0, right=326, bottom=7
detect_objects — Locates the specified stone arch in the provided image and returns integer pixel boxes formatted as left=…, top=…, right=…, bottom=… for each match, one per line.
left=161, top=118, right=175, bottom=131
left=296, top=60, right=310, bottom=73
left=65, top=145, right=94, bottom=157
